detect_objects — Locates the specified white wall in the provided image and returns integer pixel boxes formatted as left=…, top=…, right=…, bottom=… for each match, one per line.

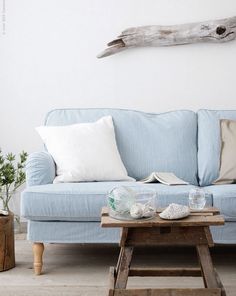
left=1, top=0, right=236, bottom=154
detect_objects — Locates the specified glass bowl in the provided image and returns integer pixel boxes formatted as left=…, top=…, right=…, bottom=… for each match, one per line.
left=107, top=186, right=157, bottom=220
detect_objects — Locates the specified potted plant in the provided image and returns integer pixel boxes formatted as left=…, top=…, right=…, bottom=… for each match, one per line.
left=0, top=150, right=27, bottom=271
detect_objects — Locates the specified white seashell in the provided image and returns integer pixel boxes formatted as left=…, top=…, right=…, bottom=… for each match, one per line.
left=142, top=204, right=155, bottom=218
left=130, top=203, right=143, bottom=219
left=159, top=203, right=190, bottom=220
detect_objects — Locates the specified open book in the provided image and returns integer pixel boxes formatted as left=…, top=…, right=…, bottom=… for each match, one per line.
left=139, top=172, right=189, bottom=186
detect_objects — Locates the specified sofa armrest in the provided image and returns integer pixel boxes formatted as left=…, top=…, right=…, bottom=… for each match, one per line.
left=26, top=152, right=56, bottom=186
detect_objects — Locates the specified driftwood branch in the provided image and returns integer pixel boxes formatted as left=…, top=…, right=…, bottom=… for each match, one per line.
left=97, top=16, right=236, bottom=58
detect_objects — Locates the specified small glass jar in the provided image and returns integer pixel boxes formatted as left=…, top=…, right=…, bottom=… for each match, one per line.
left=107, top=186, right=157, bottom=220
left=189, top=188, right=206, bottom=210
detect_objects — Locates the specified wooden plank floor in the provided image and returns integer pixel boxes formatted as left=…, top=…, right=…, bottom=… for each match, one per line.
left=0, top=234, right=235, bottom=296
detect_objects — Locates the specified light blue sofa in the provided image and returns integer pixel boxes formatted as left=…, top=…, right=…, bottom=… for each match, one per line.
left=21, top=108, right=236, bottom=274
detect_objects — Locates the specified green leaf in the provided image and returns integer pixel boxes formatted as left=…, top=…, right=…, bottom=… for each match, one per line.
left=6, top=153, right=15, bottom=162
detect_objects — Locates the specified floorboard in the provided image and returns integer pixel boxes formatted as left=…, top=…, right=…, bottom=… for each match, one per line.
left=0, top=235, right=235, bottom=296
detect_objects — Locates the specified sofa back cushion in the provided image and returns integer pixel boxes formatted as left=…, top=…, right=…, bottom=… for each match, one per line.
left=45, top=109, right=198, bottom=185
left=198, top=109, right=236, bottom=186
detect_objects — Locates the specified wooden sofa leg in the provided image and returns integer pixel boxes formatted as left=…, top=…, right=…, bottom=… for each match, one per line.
left=33, top=243, right=44, bottom=275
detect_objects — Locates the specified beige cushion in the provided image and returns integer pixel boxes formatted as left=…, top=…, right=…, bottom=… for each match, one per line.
left=214, top=119, right=236, bottom=184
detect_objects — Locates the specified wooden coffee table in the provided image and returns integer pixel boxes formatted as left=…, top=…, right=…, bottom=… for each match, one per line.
left=101, top=207, right=226, bottom=296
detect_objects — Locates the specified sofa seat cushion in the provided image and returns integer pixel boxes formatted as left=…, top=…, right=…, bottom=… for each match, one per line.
left=21, top=182, right=209, bottom=222
left=205, top=185, right=236, bottom=221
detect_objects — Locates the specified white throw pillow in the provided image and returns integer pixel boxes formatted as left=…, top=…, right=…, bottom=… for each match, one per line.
left=36, top=116, right=134, bottom=183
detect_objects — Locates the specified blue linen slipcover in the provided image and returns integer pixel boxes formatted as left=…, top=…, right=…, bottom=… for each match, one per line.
left=204, top=185, right=236, bottom=222
left=26, top=220, right=236, bottom=244
left=211, top=223, right=236, bottom=244
left=26, top=151, right=55, bottom=186
left=21, top=108, right=236, bottom=245
left=22, top=182, right=211, bottom=222
left=27, top=220, right=121, bottom=243
left=44, top=109, right=199, bottom=185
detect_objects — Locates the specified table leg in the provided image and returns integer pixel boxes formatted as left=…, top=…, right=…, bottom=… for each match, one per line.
left=115, top=246, right=133, bottom=289
left=116, top=247, right=124, bottom=273
left=215, top=269, right=227, bottom=296
left=108, top=267, right=115, bottom=296
left=196, top=244, right=219, bottom=289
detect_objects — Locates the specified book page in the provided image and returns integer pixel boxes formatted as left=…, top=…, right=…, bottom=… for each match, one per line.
left=154, top=172, right=188, bottom=185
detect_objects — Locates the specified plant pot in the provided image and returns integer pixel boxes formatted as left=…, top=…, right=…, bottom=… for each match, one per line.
left=0, top=212, right=15, bottom=271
